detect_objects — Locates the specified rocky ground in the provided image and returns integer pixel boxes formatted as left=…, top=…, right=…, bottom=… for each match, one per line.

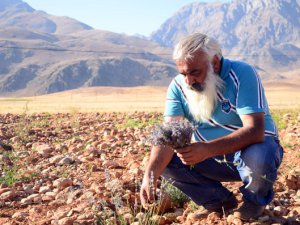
left=0, top=111, right=299, bottom=225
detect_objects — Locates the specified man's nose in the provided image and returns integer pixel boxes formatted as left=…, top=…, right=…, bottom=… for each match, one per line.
left=185, top=75, right=194, bottom=86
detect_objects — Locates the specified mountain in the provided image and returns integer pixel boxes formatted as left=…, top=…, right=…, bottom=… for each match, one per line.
left=151, top=0, right=300, bottom=80
left=0, top=0, right=176, bottom=96
left=1, top=0, right=299, bottom=96
left=0, top=0, right=93, bottom=34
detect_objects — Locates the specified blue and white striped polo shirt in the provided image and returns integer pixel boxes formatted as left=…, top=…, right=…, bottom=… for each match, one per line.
left=164, top=58, right=278, bottom=142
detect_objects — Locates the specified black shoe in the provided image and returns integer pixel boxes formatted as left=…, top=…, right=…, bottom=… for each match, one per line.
left=191, top=193, right=238, bottom=220
left=234, top=201, right=265, bottom=220
left=204, top=193, right=238, bottom=213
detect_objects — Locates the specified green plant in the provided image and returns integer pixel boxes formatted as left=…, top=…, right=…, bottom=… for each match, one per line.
left=0, top=165, right=19, bottom=186
left=94, top=169, right=161, bottom=225
left=271, top=108, right=299, bottom=131
left=161, top=178, right=189, bottom=207
left=31, top=120, right=50, bottom=127
left=117, top=117, right=162, bottom=129
left=0, top=153, right=21, bottom=186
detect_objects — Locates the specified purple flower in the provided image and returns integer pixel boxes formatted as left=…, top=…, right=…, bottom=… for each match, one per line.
left=148, top=120, right=195, bottom=149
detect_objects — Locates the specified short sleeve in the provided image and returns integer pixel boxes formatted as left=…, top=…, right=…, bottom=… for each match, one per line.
left=164, top=79, right=185, bottom=117
left=236, top=66, right=265, bottom=115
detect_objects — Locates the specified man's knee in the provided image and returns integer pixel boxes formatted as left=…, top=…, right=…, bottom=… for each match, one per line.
left=236, top=137, right=283, bottom=181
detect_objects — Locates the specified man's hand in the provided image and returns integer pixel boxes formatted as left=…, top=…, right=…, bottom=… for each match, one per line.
left=175, top=142, right=212, bottom=165
left=140, top=176, right=156, bottom=208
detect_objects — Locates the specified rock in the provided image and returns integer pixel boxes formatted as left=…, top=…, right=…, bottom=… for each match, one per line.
left=258, top=215, right=270, bottom=222
left=36, top=144, right=52, bottom=158
left=21, top=197, right=33, bottom=205
left=232, top=217, right=243, bottom=225
left=135, top=212, right=145, bottom=221
left=49, top=155, right=64, bottom=164
left=227, top=214, right=235, bottom=224
left=0, top=188, right=12, bottom=195
left=77, top=212, right=94, bottom=220
left=53, top=178, right=73, bottom=190
left=103, top=160, right=120, bottom=169
left=273, top=206, right=284, bottom=216
left=53, top=210, right=68, bottom=220
left=57, top=217, right=75, bottom=225
left=23, top=185, right=34, bottom=195
left=12, top=212, right=28, bottom=221
left=123, top=213, right=134, bottom=223
left=0, top=154, right=13, bottom=166
left=99, top=142, right=109, bottom=150
left=39, top=186, right=51, bottom=194
left=151, top=215, right=166, bottom=225
left=58, top=156, right=74, bottom=165
left=163, top=208, right=184, bottom=222
left=205, top=211, right=221, bottom=222
left=0, top=190, right=16, bottom=201
left=285, top=169, right=300, bottom=190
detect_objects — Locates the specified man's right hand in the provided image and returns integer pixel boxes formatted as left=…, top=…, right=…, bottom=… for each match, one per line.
left=139, top=142, right=176, bottom=208
left=140, top=176, right=156, bottom=208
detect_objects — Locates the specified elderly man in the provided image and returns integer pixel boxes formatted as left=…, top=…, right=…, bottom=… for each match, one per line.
left=140, top=33, right=283, bottom=220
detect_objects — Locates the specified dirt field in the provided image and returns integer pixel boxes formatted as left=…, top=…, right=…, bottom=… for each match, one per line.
left=0, top=110, right=299, bottom=225
left=0, top=83, right=299, bottom=114
left=0, top=84, right=299, bottom=224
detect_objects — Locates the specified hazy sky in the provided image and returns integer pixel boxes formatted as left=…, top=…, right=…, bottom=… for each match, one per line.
left=23, top=0, right=230, bottom=36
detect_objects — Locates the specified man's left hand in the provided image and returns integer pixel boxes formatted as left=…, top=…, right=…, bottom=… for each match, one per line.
left=175, top=142, right=211, bottom=165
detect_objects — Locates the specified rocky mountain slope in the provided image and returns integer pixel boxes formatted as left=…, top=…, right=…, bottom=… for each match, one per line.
left=0, top=0, right=176, bottom=96
left=151, top=0, right=300, bottom=80
left=1, top=0, right=299, bottom=96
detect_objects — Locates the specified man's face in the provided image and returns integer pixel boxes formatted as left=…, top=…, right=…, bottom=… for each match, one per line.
left=175, top=51, right=210, bottom=92
left=175, top=50, right=223, bottom=121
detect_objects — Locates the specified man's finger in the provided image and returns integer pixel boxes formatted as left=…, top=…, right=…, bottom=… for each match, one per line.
left=175, top=147, right=190, bottom=154
left=140, top=190, right=147, bottom=207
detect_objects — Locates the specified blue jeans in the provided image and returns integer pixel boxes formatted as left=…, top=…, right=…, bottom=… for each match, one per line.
left=162, top=136, right=283, bottom=207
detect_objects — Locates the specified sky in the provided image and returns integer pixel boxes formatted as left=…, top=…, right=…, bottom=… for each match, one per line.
left=23, top=0, right=230, bottom=36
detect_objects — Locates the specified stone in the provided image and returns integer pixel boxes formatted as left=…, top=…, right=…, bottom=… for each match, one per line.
left=57, top=217, right=75, bottom=225
left=12, top=212, right=28, bottom=221
left=103, top=160, right=120, bottom=169
left=53, top=178, right=73, bottom=190
left=151, top=215, right=166, bottom=225
left=39, top=186, right=51, bottom=194
left=58, top=156, right=74, bottom=165
left=49, top=155, right=64, bottom=164
left=36, top=144, right=52, bottom=158
left=258, top=215, right=270, bottom=222
left=0, top=190, right=16, bottom=201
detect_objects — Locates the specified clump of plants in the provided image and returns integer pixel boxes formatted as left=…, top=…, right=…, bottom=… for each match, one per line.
left=148, top=119, right=195, bottom=149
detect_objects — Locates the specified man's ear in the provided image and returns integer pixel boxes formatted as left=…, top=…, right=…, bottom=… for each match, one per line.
left=212, top=55, right=221, bottom=74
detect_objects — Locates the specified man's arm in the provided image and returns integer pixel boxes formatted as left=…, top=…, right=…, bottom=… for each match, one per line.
left=176, top=112, right=265, bottom=165
left=140, top=115, right=183, bottom=207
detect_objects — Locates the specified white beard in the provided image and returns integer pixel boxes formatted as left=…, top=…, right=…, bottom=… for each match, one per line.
left=183, top=64, right=224, bottom=122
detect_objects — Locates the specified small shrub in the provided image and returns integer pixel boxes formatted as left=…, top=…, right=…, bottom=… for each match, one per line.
left=161, top=178, right=189, bottom=207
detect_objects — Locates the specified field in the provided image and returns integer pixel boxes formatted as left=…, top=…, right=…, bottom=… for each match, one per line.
left=0, top=82, right=299, bottom=114
left=0, top=84, right=299, bottom=225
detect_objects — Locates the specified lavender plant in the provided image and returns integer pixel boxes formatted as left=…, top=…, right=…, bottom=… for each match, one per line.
left=148, top=119, right=195, bottom=149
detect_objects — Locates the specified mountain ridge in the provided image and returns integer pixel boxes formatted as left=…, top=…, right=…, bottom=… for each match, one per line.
left=150, top=0, right=300, bottom=78
left=0, top=0, right=176, bottom=96
left=0, top=0, right=299, bottom=96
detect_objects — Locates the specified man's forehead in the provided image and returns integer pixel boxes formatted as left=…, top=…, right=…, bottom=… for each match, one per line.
left=176, top=53, right=208, bottom=70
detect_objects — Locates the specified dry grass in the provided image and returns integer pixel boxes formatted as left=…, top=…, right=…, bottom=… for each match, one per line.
left=0, top=86, right=167, bottom=114
left=0, top=83, right=299, bottom=114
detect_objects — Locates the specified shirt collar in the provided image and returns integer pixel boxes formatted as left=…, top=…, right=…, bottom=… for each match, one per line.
left=219, top=57, right=231, bottom=79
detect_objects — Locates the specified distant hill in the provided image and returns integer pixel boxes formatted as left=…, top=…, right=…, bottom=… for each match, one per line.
left=0, top=0, right=176, bottom=96
left=151, top=0, right=300, bottom=80
left=1, top=0, right=299, bottom=96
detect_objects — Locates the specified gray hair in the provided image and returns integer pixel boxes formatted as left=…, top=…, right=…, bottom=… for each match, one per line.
left=173, top=33, right=222, bottom=61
